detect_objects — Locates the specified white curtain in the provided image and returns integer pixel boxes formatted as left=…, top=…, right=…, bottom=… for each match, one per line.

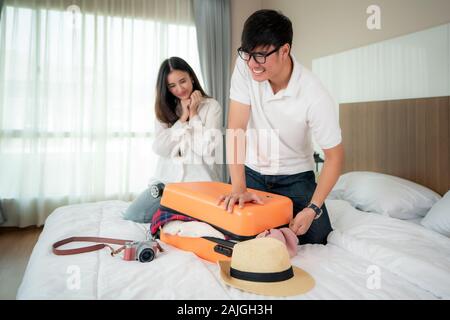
left=0, top=0, right=204, bottom=227
left=193, top=0, right=230, bottom=182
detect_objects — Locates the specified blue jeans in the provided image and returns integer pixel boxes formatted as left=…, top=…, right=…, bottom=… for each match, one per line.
left=244, top=166, right=332, bottom=245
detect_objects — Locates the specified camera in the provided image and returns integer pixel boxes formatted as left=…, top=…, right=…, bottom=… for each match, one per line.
left=123, top=240, right=160, bottom=263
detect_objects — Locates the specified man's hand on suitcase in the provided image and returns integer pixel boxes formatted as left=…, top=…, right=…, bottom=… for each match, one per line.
left=216, top=192, right=264, bottom=213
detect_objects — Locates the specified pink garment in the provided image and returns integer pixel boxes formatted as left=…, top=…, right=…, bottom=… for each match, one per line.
left=256, top=228, right=299, bottom=258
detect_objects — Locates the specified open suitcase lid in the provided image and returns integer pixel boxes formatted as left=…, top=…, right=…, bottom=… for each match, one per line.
left=160, top=182, right=293, bottom=240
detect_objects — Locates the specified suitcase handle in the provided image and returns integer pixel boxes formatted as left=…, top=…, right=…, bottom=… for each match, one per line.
left=202, top=237, right=236, bottom=248
left=214, top=245, right=233, bottom=257
left=202, top=237, right=236, bottom=258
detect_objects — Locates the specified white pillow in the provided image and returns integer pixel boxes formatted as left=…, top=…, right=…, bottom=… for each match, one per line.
left=329, top=171, right=442, bottom=219
left=421, top=190, right=450, bottom=237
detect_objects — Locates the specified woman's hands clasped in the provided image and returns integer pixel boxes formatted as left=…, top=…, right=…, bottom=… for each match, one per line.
left=180, top=90, right=203, bottom=122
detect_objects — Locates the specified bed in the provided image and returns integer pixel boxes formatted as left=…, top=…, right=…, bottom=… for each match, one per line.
left=17, top=96, right=450, bottom=299
left=16, top=195, right=450, bottom=300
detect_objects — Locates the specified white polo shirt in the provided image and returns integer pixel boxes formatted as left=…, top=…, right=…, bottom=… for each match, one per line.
left=230, top=55, right=341, bottom=175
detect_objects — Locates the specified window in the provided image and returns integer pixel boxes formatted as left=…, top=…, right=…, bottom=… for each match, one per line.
left=0, top=3, right=203, bottom=204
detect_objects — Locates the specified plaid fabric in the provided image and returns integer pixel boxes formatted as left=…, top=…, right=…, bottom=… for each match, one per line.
left=150, top=208, right=197, bottom=235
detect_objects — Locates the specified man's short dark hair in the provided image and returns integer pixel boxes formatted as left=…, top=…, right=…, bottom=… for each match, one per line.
left=241, top=9, right=293, bottom=52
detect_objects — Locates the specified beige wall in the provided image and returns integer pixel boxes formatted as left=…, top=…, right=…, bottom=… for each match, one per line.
left=230, top=0, right=262, bottom=66
left=261, top=0, right=450, bottom=69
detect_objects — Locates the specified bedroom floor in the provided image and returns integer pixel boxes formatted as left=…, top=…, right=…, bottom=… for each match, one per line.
left=0, top=227, right=42, bottom=300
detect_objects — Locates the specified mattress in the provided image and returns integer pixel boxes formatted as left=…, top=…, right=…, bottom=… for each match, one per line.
left=17, top=199, right=450, bottom=299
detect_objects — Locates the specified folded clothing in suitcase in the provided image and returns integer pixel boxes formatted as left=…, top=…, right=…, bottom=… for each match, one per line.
left=157, top=181, right=293, bottom=263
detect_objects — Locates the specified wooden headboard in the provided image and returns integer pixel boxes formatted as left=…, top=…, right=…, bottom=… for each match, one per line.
left=340, top=96, right=450, bottom=196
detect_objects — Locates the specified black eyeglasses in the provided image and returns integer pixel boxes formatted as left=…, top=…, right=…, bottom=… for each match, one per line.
left=237, top=46, right=280, bottom=64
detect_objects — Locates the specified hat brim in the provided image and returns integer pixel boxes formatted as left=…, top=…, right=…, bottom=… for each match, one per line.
left=218, top=260, right=315, bottom=297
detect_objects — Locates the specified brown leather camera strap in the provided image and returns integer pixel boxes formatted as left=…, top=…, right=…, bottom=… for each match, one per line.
left=52, top=237, right=132, bottom=256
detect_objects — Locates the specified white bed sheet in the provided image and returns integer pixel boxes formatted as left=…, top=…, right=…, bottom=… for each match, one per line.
left=405, top=217, right=423, bottom=226
left=17, top=199, right=450, bottom=300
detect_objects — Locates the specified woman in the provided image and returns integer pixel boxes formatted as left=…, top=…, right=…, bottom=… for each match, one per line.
left=124, top=57, right=223, bottom=223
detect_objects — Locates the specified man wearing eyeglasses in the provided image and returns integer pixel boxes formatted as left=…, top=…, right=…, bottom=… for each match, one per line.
left=217, top=10, right=344, bottom=245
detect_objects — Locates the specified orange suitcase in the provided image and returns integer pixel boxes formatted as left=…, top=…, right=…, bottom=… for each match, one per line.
left=158, top=181, right=293, bottom=263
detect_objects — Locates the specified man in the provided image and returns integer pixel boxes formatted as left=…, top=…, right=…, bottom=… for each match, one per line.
left=217, top=10, right=344, bottom=245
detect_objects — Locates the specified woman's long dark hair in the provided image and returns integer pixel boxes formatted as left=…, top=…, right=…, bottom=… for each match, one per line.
left=155, top=57, right=208, bottom=126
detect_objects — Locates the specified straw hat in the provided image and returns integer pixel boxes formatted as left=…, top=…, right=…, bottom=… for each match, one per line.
left=218, top=237, right=315, bottom=297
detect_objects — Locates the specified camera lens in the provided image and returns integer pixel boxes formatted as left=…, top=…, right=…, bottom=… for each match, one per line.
left=150, top=183, right=164, bottom=199
left=138, top=248, right=155, bottom=262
